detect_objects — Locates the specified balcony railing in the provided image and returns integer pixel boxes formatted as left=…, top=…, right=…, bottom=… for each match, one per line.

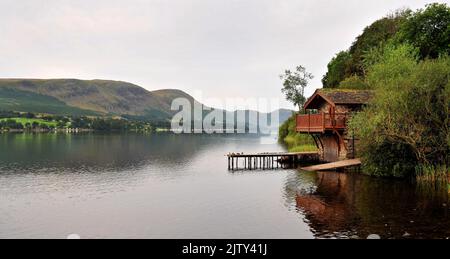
left=296, top=113, right=349, bottom=133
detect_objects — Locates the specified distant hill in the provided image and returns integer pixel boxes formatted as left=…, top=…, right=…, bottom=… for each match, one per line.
left=0, top=79, right=178, bottom=120
left=0, top=79, right=292, bottom=126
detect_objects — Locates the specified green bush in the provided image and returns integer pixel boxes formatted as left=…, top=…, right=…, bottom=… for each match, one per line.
left=396, top=3, right=450, bottom=59
left=322, top=3, right=450, bottom=89
left=279, top=114, right=317, bottom=152
left=339, top=75, right=369, bottom=89
left=350, top=44, right=450, bottom=178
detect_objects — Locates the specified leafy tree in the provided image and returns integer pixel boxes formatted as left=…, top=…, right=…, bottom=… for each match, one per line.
left=280, top=66, right=314, bottom=111
left=338, top=75, right=369, bottom=89
left=4, top=119, right=23, bottom=130
left=348, top=10, right=409, bottom=76
left=322, top=10, right=409, bottom=88
left=0, top=111, right=20, bottom=119
left=25, top=112, right=35, bottom=119
left=71, top=117, right=90, bottom=129
left=322, top=51, right=352, bottom=88
left=397, top=3, right=450, bottom=59
left=350, top=44, right=449, bottom=177
left=56, top=121, right=67, bottom=129
left=42, top=116, right=54, bottom=121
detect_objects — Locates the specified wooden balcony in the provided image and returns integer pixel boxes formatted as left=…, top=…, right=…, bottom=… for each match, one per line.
left=296, top=113, right=348, bottom=133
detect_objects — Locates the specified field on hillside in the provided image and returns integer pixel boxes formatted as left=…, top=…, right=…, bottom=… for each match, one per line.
left=0, top=87, right=99, bottom=116
left=0, top=118, right=58, bottom=127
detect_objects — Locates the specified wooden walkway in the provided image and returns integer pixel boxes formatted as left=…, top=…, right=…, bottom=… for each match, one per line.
left=227, top=152, right=319, bottom=171
left=301, top=159, right=361, bottom=172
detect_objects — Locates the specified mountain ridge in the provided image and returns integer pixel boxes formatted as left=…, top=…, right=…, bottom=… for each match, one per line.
left=0, top=78, right=293, bottom=125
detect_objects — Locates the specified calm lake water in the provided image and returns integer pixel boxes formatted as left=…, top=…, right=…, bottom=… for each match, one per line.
left=0, top=133, right=449, bottom=239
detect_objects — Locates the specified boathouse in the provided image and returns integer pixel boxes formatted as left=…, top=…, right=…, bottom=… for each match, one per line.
left=296, top=89, right=374, bottom=162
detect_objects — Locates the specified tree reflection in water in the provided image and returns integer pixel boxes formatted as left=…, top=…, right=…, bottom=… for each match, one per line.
left=284, top=170, right=450, bottom=239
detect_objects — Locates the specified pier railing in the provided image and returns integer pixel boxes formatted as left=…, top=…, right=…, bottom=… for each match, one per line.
left=296, top=113, right=348, bottom=133
left=227, top=152, right=319, bottom=171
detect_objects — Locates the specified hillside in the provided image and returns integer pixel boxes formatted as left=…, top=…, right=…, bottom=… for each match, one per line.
left=0, top=79, right=292, bottom=126
left=0, top=79, right=177, bottom=120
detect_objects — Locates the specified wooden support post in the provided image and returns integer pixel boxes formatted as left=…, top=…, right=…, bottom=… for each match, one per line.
left=273, top=157, right=275, bottom=169
left=228, top=157, right=231, bottom=170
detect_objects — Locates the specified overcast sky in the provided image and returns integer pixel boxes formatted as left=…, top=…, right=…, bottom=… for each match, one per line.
left=0, top=0, right=445, bottom=111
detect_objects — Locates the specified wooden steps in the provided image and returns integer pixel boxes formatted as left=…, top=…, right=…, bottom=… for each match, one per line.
left=301, top=159, right=361, bottom=172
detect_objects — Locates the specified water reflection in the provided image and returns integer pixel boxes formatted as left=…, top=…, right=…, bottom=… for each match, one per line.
left=285, top=170, right=450, bottom=239
left=2, top=133, right=311, bottom=239
left=1, top=133, right=449, bottom=239
left=0, top=133, right=231, bottom=171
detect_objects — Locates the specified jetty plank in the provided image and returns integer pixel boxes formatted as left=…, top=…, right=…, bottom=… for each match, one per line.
left=301, top=159, right=361, bottom=172
left=227, top=151, right=318, bottom=158
left=227, top=151, right=319, bottom=171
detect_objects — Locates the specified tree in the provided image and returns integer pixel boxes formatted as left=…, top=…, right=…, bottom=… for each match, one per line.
left=322, top=10, right=409, bottom=88
left=56, top=121, right=67, bottom=129
left=280, top=66, right=314, bottom=112
left=338, top=75, right=369, bottom=89
left=348, top=10, right=409, bottom=76
left=350, top=44, right=449, bottom=177
left=25, top=112, right=35, bottom=119
left=322, top=51, right=352, bottom=88
left=397, top=3, right=450, bottom=59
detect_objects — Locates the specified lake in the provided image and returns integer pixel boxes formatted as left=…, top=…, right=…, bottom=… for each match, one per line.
left=0, top=133, right=449, bottom=239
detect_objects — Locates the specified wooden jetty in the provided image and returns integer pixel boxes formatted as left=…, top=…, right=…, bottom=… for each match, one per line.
left=301, top=159, right=361, bottom=172
left=227, top=152, right=319, bottom=171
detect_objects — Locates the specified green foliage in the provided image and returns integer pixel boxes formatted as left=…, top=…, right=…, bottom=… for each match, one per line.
left=280, top=66, right=314, bottom=111
left=396, top=3, right=450, bottom=59
left=322, top=51, right=352, bottom=88
left=322, top=11, right=408, bottom=88
left=0, top=119, right=23, bottom=130
left=416, top=164, right=450, bottom=182
left=338, top=75, right=369, bottom=89
left=0, top=111, right=155, bottom=132
left=0, top=79, right=198, bottom=122
left=348, top=10, right=409, bottom=76
left=0, top=118, right=57, bottom=128
left=350, top=45, right=450, bottom=178
left=322, top=3, right=450, bottom=89
left=0, top=87, right=98, bottom=116
left=279, top=114, right=317, bottom=152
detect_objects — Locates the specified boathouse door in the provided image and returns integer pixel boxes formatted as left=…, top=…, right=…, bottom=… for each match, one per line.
left=322, top=136, right=339, bottom=162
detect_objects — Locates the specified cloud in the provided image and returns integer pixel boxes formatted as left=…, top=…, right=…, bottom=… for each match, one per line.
left=0, top=0, right=443, bottom=111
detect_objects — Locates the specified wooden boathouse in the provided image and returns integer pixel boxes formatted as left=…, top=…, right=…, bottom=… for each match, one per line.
left=296, top=89, right=373, bottom=162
